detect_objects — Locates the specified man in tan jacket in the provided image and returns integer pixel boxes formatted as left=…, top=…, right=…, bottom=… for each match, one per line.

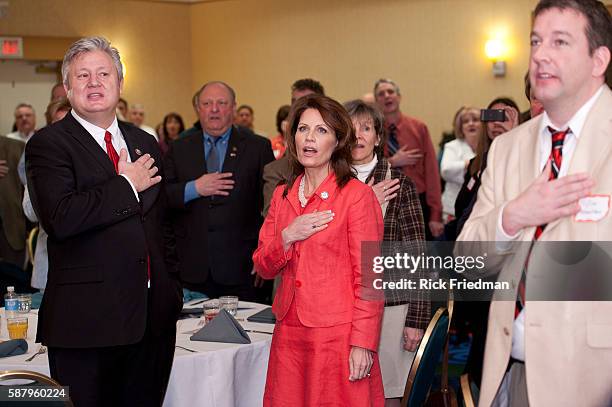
left=458, top=0, right=612, bottom=405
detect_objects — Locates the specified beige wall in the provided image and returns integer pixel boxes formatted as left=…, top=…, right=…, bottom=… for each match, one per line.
left=0, top=0, right=194, bottom=129
left=1, top=0, right=543, bottom=144
left=191, top=0, right=538, bottom=144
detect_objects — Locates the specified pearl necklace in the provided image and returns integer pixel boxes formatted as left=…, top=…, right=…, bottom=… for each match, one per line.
left=298, top=176, right=308, bottom=208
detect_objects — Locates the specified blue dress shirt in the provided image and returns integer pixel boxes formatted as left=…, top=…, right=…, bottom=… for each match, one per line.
left=184, top=127, right=232, bottom=203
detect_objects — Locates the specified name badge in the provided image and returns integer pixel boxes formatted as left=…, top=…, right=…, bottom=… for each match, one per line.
left=575, top=195, right=610, bottom=222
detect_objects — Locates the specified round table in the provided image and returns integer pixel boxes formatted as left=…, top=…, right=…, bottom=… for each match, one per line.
left=0, top=301, right=274, bottom=407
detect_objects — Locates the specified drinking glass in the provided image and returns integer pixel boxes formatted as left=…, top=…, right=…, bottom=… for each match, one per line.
left=203, top=300, right=220, bottom=324
left=7, top=317, right=28, bottom=339
left=219, top=296, right=239, bottom=316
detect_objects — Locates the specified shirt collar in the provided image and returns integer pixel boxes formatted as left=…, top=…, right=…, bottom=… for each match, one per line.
left=539, top=84, right=605, bottom=141
left=204, top=127, right=232, bottom=144
left=71, top=109, right=120, bottom=139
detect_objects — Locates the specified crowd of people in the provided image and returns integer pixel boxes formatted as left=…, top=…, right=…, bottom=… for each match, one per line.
left=0, top=0, right=611, bottom=405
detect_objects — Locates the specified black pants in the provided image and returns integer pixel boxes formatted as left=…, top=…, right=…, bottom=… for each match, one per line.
left=48, top=323, right=176, bottom=407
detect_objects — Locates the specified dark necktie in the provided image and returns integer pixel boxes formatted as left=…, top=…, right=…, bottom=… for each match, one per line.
left=518, top=126, right=570, bottom=312
left=104, top=131, right=120, bottom=173
left=207, top=137, right=221, bottom=173
left=387, top=124, right=399, bottom=156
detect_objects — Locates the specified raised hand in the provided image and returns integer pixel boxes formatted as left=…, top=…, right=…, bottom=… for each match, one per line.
left=368, top=178, right=400, bottom=205
left=194, top=172, right=234, bottom=197
left=281, top=210, right=335, bottom=250
left=502, top=161, right=594, bottom=236
left=390, top=147, right=423, bottom=167
left=117, top=149, right=162, bottom=192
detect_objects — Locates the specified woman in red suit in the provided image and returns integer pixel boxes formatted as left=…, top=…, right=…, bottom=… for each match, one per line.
left=253, top=94, right=385, bottom=406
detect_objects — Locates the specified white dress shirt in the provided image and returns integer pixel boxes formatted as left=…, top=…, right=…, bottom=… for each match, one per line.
left=493, top=85, right=605, bottom=361
left=70, top=110, right=139, bottom=200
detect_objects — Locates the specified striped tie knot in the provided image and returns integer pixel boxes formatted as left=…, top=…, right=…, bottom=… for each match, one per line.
left=546, top=126, right=569, bottom=180
left=547, top=126, right=569, bottom=147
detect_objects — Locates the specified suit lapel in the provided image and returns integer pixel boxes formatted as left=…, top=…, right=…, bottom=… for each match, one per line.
left=515, top=118, right=542, bottom=240
left=222, top=126, right=245, bottom=175
left=119, top=122, right=160, bottom=214
left=518, top=118, right=542, bottom=195
left=544, top=87, right=612, bottom=237
left=565, top=87, right=612, bottom=177
left=186, top=130, right=206, bottom=177
left=64, top=113, right=116, bottom=177
left=285, top=174, right=302, bottom=215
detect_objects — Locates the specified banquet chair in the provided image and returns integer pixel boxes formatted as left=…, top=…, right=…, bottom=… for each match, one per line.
left=400, top=300, right=453, bottom=407
left=27, top=226, right=39, bottom=264
left=460, top=373, right=479, bottom=407
left=0, top=370, right=73, bottom=406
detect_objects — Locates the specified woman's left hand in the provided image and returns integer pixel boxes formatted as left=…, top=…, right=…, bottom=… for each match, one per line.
left=403, top=327, right=424, bottom=351
left=349, top=346, right=374, bottom=381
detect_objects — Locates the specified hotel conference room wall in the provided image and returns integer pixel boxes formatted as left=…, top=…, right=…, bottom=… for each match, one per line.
left=3, top=0, right=540, bottom=145
left=191, top=0, right=537, bottom=144
left=0, top=0, right=194, bottom=130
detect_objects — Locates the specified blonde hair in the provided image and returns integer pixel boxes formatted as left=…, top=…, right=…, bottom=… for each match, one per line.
left=453, top=107, right=481, bottom=140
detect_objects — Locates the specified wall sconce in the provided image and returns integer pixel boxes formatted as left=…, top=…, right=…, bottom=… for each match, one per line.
left=485, top=39, right=507, bottom=77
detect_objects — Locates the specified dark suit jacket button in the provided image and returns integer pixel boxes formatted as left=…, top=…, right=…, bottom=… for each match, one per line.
left=138, top=258, right=146, bottom=265
left=295, top=280, right=302, bottom=288
left=208, top=204, right=213, bottom=209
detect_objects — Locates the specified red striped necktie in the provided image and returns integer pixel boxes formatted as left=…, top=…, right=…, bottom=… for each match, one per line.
left=517, top=126, right=570, bottom=314
left=533, top=127, right=570, bottom=239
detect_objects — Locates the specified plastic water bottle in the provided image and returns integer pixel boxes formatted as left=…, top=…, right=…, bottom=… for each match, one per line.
left=4, top=286, right=18, bottom=319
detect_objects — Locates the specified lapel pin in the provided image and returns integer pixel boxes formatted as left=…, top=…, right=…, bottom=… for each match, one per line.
left=321, top=191, right=329, bottom=200
left=230, top=153, right=237, bottom=157
left=232, top=146, right=237, bottom=151
left=135, top=148, right=143, bottom=156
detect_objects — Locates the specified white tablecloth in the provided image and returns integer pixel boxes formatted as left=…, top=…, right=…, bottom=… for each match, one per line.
left=0, top=301, right=274, bottom=407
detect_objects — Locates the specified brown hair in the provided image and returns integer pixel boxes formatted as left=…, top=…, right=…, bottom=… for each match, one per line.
left=45, top=97, right=71, bottom=125
left=344, top=99, right=386, bottom=158
left=283, top=94, right=355, bottom=196
left=534, top=0, right=612, bottom=83
left=469, top=98, right=519, bottom=176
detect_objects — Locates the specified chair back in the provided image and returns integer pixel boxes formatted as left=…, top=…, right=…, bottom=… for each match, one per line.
left=460, top=373, right=479, bottom=407
left=27, top=227, right=39, bottom=264
left=0, top=370, right=73, bottom=406
left=401, top=307, right=450, bottom=407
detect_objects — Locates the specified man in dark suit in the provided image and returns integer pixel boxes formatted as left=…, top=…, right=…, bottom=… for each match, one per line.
left=165, top=81, right=274, bottom=302
left=26, top=37, right=182, bottom=407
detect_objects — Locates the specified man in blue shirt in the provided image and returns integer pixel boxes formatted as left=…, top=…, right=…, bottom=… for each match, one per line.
left=165, top=81, right=275, bottom=301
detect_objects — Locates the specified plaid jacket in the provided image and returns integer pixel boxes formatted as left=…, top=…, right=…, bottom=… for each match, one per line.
left=365, top=157, right=430, bottom=329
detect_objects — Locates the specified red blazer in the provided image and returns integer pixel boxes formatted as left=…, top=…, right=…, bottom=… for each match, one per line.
left=253, top=172, right=384, bottom=351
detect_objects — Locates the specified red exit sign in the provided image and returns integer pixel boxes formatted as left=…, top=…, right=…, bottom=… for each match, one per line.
left=0, top=37, right=23, bottom=58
